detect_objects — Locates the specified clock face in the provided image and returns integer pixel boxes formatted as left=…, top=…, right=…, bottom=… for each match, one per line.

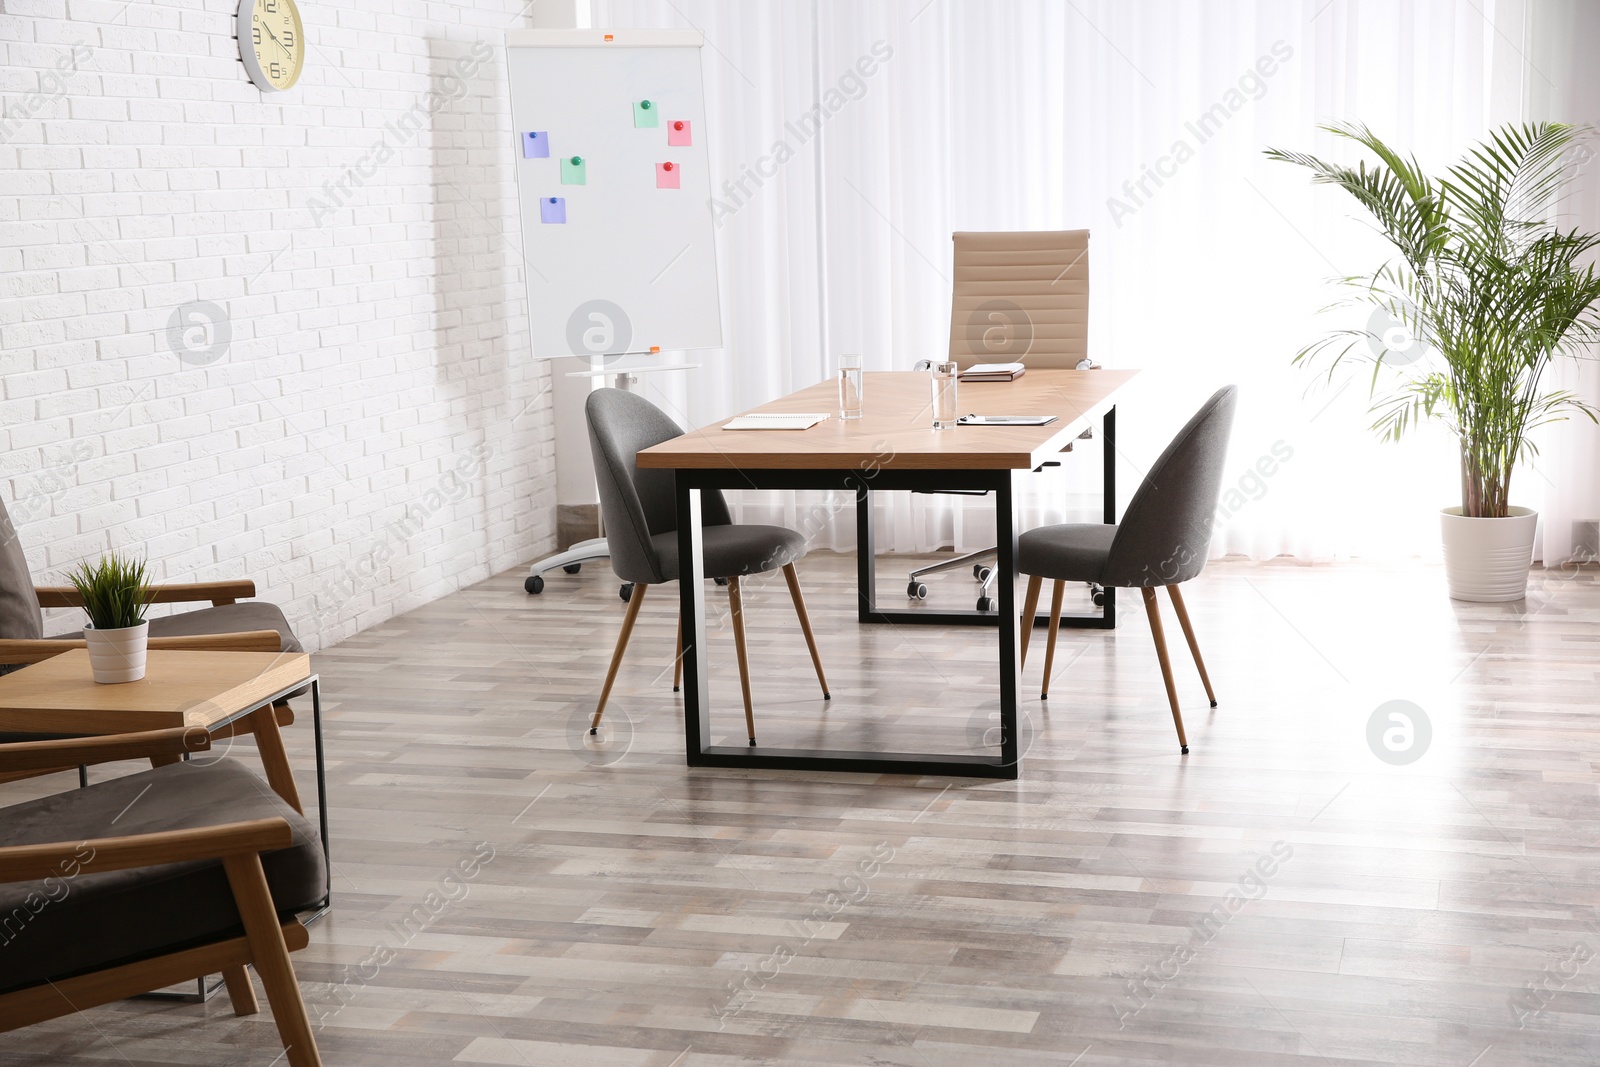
left=239, top=0, right=305, bottom=92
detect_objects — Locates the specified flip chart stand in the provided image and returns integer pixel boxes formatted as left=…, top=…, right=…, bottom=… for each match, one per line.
left=524, top=362, right=701, bottom=596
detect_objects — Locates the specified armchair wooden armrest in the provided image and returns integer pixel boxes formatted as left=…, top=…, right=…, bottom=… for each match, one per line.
left=0, top=817, right=291, bottom=883
left=35, top=579, right=258, bottom=609
left=0, top=629, right=283, bottom=667
left=0, top=727, right=211, bottom=775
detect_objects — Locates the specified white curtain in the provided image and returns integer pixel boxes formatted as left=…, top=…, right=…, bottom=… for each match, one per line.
left=594, top=0, right=1597, bottom=563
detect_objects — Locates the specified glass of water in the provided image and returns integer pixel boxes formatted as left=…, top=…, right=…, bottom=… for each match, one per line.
left=930, top=360, right=958, bottom=429
left=838, top=353, right=864, bottom=420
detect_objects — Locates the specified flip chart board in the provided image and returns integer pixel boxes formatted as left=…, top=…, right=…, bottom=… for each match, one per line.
left=506, top=29, right=722, bottom=361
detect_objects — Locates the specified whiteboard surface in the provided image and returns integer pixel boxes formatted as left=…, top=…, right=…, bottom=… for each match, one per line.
left=506, top=31, right=722, bottom=359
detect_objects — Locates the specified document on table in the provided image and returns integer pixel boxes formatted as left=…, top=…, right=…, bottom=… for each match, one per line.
left=722, top=412, right=831, bottom=431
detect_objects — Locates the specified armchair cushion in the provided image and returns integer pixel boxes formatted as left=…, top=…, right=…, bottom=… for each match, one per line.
left=0, top=503, right=43, bottom=643
left=53, top=601, right=304, bottom=655
left=0, top=759, right=324, bottom=995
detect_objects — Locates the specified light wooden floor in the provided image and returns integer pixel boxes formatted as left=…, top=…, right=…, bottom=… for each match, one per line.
left=4, top=553, right=1600, bottom=1066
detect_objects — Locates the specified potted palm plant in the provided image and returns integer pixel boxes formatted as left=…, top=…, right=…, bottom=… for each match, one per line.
left=66, top=552, right=152, bottom=683
left=1267, top=122, right=1600, bottom=601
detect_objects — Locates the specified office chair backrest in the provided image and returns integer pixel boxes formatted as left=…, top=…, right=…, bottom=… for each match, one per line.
left=585, top=388, right=731, bottom=586
left=1103, top=386, right=1239, bottom=587
left=947, top=229, right=1090, bottom=371
left=0, top=495, right=43, bottom=641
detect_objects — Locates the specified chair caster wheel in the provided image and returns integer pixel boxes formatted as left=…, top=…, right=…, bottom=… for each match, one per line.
left=673, top=686, right=680, bottom=693
left=589, top=727, right=597, bottom=736
left=823, top=692, right=831, bottom=700
left=1209, top=700, right=1218, bottom=708
left=976, top=596, right=994, bottom=612
left=907, top=581, right=928, bottom=600
left=525, top=575, right=544, bottom=594
left=973, top=564, right=992, bottom=582
left=714, top=576, right=729, bottom=586
left=1180, top=745, right=1189, bottom=754
left=748, top=737, right=757, bottom=746
left=1091, top=586, right=1106, bottom=607
left=619, top=583, right=634, bottom=602
left=563, top=563, right=582, bottom=574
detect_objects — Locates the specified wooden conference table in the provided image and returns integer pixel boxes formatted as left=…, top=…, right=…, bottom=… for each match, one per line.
left=639, top=368, right=1138, bottom=779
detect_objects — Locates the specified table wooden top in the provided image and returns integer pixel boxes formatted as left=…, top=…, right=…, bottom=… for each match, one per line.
left=0, top=649, right=313, bottom=734
left=638, top=368, right=1138, bottom=470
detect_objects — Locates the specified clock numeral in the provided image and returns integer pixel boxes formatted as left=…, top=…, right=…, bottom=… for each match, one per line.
left=283, top=30, right=294, bottom=47
left=269, top=61, right=283, bottom=79
left=264, top=0, right=278, bottom=12
left=252, top=26, right=261, bottom=44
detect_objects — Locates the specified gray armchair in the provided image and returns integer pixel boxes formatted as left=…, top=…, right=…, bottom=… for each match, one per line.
left=0, top=728, right=326, bottom=1066
left=1019, top=386, right=1238, bottom=753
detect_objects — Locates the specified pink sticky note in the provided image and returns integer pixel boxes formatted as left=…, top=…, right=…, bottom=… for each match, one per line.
left=668, top=120, right=692, bottom=146
left=656, top=162, right=680, bottom=189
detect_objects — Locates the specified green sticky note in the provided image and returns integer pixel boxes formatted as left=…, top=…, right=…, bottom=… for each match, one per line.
left=633, top=99, right=658, bottom=127
left=561, top=155, right=586, bottom=184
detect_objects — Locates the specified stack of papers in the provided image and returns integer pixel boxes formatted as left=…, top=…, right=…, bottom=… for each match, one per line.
left=959, top=362, right=1026, bottom=382
left=722, top=412, right=831, bottom=431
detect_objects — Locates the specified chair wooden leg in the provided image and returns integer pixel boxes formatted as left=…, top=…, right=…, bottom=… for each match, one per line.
left=1019, top=575, right=1042, bottom=668
left=1141, top=587, right=1189, bottom=754
left=249, top=704, right=304, bottom=814
left=222, top=855, right=322, bottom=1067
left=1040, top=581, right=1065, bottom=700
left=673, top=614, right=683, bottom=693
left=1166, top=584, right=1217, bottom=708
left=781, top=563, right=830, bottom=699
left=223, top=965, right=258, bottom=1017
left=593, top=583, right=647, bottom=734
left=727, top=576, right=757, bottom=745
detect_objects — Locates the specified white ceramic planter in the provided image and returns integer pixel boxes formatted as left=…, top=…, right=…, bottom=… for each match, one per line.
left=1440, top=506, right=1538, bottom=602
left=84, top=620, right=150, bottom=683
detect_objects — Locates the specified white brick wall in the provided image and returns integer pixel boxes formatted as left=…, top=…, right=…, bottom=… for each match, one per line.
left=0, top=0, right=555, bottom=650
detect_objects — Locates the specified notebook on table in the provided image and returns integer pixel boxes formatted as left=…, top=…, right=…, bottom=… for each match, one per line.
left=721, top=412, right=832, bottom=431
left=959, top=362, right=1026, bottom=382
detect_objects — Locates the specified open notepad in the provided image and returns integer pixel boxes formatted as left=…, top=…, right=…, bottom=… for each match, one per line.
left=721, top=412, right=831, bottom=431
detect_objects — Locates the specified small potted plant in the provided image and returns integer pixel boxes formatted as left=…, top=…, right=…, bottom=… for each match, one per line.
left=66, top=552, right=152, bottom=683
left=1267, top=122, right=1600, bottom=601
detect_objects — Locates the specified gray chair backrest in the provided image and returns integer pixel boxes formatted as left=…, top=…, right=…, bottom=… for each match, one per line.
left=1103, top=386, right=1238, bottom=587
left=0, top=495, right=44, bottom=641
left=948, top=229, right=1090, bottom=371
left=585, top=388, right=730, bottom=586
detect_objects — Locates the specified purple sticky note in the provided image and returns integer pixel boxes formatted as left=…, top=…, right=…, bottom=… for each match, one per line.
left=540, top=197, right=566, bottom=223
left=656, top=162, right=680, bottom=189
left=668, top=120, right=692, bottom=146
left=523, top=131, right=549, bottom=158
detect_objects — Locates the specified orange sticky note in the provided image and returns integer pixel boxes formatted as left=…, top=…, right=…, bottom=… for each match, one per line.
left=656, top=162, right=680, bottom=189
left=668, top=120, right=692, bottom=146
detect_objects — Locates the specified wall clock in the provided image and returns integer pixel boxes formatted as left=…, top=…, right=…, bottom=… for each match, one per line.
left=237, top=0, right=305, bottom=92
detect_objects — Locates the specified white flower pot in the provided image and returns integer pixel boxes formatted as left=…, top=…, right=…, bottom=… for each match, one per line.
left=84, top=620, right=150, bottom=683
left=1440, top=506, right=1538, bottom=602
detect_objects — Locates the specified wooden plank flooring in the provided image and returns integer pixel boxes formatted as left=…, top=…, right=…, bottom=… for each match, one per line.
left=3, top=553, right=1599, bottom=1065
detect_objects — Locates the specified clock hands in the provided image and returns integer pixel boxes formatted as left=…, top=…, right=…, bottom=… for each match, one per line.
left=258, top=19, right=294, bottom=62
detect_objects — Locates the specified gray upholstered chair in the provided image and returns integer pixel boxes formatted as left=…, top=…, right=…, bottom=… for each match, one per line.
left=0, top=728, right=326, bottom=1066
left=586, top=388, right=829, bottom=745
left=0, top=493, right=303, bottom=666
left=1019, top=386, right=1238, bottom=753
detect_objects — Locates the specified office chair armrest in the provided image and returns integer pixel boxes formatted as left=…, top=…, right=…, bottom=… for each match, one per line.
left=0, top=630, right=284, bottom=667
left=0, top=727, right=211, bottom=775
left=35, top=580, right=258, bottom=609
left=0, top=816, right=291, bottom=883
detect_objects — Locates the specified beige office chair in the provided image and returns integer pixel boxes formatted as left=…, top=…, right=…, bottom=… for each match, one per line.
left=908, top=229, right=1093, bottom=608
